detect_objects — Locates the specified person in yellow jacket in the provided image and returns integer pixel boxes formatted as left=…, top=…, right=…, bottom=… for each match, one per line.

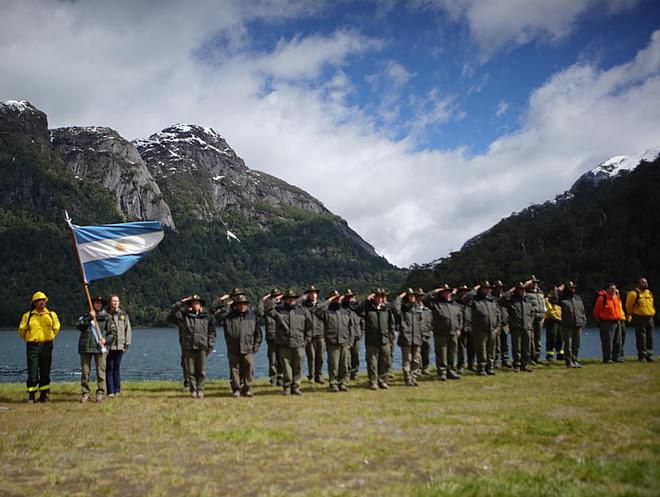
left=544, top=289, right=564, bottom=362
left=18, top=291, right=61, bottom=403
left=625, top=278, right=655, bottom=362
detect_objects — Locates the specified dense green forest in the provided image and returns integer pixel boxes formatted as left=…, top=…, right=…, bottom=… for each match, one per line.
left=0, top=119, right=404, bottom=326
left=405, top=157, right=660, bottom=312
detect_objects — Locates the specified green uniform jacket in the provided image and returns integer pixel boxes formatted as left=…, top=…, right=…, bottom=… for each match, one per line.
left=256, top=298, right=278, bottom=342
left=422, top=293, right=462, bottom=337
left=469, top=294, right=500, bottom=334
left=505, top=294, right=534, bottom=332
left=392, top=297, right=426, bottom=346
left=314, top=300, right=356, bottom=346
left=77, top=310, right=117, bottom=354
left=215, top=304, right=263, bottom=355
left=265, top=300, right=313, bottom=348
left=107, top=309, right=132, bottom=351
left=167, top=303, right=216, bottom=351
left=300, top=299, right=325, bottom=338
left=355, top=300, right=395, bottom=347
left=343, top=301, right=364, bottom=344
left=457, top=297, right=472, bottom=333
left=553, top=291, right=587, bottom=328
left=525, top=288, right=547, bottom=320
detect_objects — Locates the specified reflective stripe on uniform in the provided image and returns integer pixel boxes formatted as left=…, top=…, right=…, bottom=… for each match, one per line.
left=38, top=385, right=50, bottom=391
left=26, top=386, right=38, bottom=392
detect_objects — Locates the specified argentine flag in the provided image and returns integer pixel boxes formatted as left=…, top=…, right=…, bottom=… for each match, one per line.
left=70, top=221, right=164, bottom=282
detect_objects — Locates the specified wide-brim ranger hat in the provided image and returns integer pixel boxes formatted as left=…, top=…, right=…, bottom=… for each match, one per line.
left=305, top=285, right=319, bottom=294
left=456, top=284, right=469, bottom=292
left=479, top=281, right=494, bottom=289
left=566, top=281, right=577, bottom=289
left=415, top=288, right=425, bottom=296
left=494, top=280, right=504, bottom=288
left=372, top=287, right=387, bottom=296
left=189, top=294, right=206, bottom=305
left=31, top=291, right=48, bottom=303
left=270, top=287, right=283, bottom=297
left=437, top=284, right=452, bottom=293
left=91, top=295, right=105, bottom=305
left=229, top=288, right=245, bottom=297
left=232, top=294, right=250, bottom=304
left=283, top=289, right=299, bottom=299
left=343, top=288, right=355, bottom=297
left=326, top=290, right=340, bottom=300
left=514, top=281, right=526, bottom=290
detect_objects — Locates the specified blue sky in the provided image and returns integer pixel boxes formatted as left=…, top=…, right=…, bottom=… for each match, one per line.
left=2, top=0, right=660, bottom=266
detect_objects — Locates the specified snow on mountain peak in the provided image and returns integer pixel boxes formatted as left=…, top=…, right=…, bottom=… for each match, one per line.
left=1, top=100, right=31, bottom=112
left=575, top=147, right=660, bottom=188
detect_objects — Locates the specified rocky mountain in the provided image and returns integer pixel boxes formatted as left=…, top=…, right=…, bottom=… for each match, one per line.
left=0, top=100, right=402, bottom=326
left=51, top=126, right=175, bottom=230
left=406, top=152, right=660, bottom=309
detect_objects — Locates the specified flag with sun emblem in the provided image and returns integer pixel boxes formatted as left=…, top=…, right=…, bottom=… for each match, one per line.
left=68, top=220, right=164, bottom=282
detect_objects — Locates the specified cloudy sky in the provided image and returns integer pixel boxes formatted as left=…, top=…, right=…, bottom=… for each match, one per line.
left=2, top=0, right=660, bottom=267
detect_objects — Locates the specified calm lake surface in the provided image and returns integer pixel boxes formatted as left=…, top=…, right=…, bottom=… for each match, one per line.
left=1, top=326, right=658, bottom=383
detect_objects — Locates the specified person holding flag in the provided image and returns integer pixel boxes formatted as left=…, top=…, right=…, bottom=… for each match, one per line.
left=77, top=296, right=116, bottom=403
left=18, top=291, right=61, bottom=403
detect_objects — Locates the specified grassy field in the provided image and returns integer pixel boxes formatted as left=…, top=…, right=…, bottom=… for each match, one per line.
left=0, top=360, right=659, bottom=497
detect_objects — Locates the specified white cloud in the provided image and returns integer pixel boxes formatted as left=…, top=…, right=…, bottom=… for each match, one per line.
left=416, top=0, right=641, bottom=56
left=495, top=100, right=509, bottom=118
left=0, top=1, right=659, bottom=269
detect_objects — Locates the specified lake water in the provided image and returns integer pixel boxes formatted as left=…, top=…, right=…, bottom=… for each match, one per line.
left=1, top=326, right=658, bottom=383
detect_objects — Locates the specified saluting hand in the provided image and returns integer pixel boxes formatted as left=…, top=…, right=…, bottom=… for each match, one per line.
left=89, top=309, right=97, bottom=319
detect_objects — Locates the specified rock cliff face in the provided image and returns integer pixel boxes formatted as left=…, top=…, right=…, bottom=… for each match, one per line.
left=51, top=126, right=175, bottom=230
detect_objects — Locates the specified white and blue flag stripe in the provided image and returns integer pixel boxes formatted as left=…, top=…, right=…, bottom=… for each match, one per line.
left=71, top=221, right=164, bottom=282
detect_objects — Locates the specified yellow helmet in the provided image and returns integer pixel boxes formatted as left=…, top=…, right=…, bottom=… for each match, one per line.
left=31, top=291, right=48, bottom=303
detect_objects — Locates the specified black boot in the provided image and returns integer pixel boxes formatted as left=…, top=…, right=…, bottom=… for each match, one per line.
left=27, top=392, right=36, bottom=403
left=38, top=391, right=50, bottom=403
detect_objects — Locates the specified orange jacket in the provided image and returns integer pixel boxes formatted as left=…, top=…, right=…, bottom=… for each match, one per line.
left=592, top=292, right=623, bottom=321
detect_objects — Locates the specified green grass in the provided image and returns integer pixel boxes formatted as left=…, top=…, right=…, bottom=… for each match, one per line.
left=0, top=360, right=659, bottom=497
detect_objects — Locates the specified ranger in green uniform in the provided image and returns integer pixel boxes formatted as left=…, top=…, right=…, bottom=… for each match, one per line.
left=343, top=289, right=363, bottom=380
left=456, top=285, right=474, bottom=373
left=423, top=284, right=462, bottom=381
left=76, top=296, right=116, bottom=403
left=525, top=275, right=546, bottom=363
left=392, top=289, right=424, bottom=386
left=493, top=281, right=511, bottom=368
left=355, top=288, right=396, bottom=390
left=315, top=290, right=357, bottom=392
left=301, top=285, right=325, bottom=384
left=414, top=288, right=433, bottom=377
left=167, top=295, right=216, bottom=398
left=214, top=293, right=263, bottom=397
left=504, top=283, right=534, bottom=372
left=258, top=288, right=284, bottom=386
left=469, top=282, right=500, bottom=376
left=265, top=289, right=313, bottom=395
left=552, top=282, right=586, bottom=368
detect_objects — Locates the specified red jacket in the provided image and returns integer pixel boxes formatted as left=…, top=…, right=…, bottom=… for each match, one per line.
left=593, top=291, right=623, bottom=321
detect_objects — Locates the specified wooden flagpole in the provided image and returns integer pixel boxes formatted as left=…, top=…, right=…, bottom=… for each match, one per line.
left=64, top=211, right=105, bottom=349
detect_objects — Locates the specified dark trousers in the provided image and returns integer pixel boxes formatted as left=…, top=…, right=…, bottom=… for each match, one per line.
left=613, top=321, right=626, bottom=361
left=421, top=338, right=432, bottom=371
left=561, top=327, right=582, bottom=364
left=632, top=315, right=654, bottom=359
left=279, top=345, right=304, bottom=390
left=266, top=340, right=282, bottom=383
left=531, top=317, right=544, bottom=360
left=183, top=349, right=207, bottom=392
left=228, top=352, right=254, bottom=393
left=305, top=336, right=325, bottom=379
left=458, top=332, right=475, bottom=369
left=510, top=328, right=532, bottom=369
left=26, top=341, right=53, bottom=394
left=497, top=328, right=510, bottom=363
left=349, top=339, right=360, bottom=377
left=545, top=319, right=563, bottom=359
left=599, top=320, right=617, bottom=362
left=180, top=353, right=189, bottom=387
left=435, top=334, right=458, bottom=376
left=474, top=330, right=496, bottom=372
left=327, top=343, right=350, bottom=386
left=365, top=344, right=391, bottom=385
left=106, top=350, right=124, bottom=394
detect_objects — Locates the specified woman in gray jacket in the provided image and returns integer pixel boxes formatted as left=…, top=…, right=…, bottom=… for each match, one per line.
left=106, top=294, right=132, bottom=397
